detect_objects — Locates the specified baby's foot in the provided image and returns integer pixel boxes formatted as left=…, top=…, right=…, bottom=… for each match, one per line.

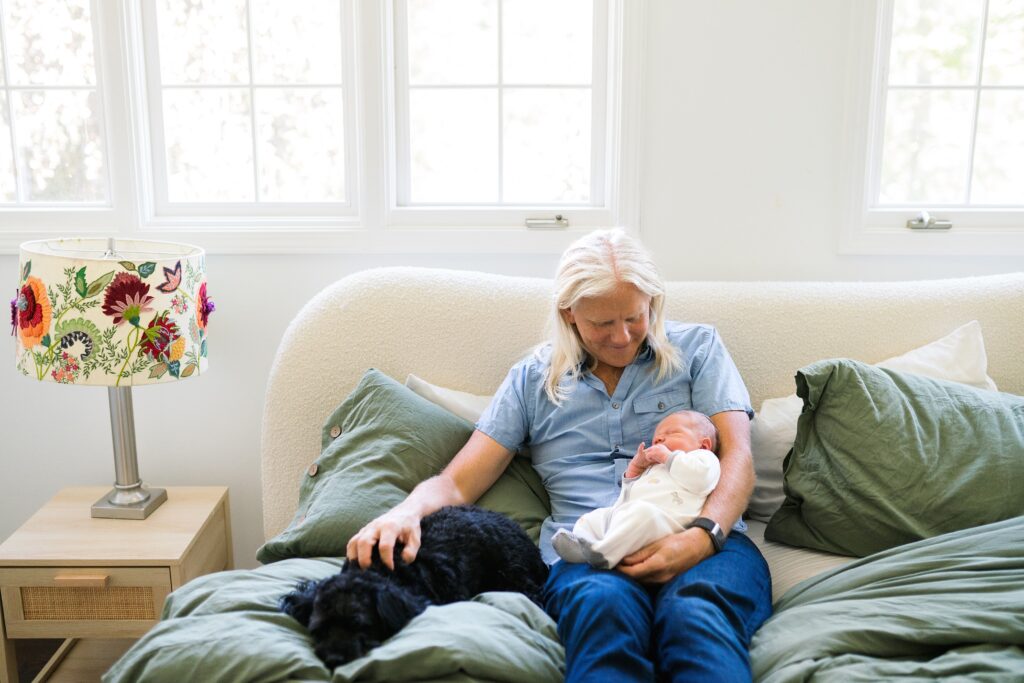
left=552, top=529, right=589, bottom=564
left=577, top=537, right=610, bottom=570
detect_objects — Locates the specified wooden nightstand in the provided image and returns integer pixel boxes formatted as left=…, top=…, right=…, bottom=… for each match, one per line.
left=0, top=487, right=232, bottom=683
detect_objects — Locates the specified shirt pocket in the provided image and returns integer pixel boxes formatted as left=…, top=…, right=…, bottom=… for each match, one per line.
left=633, top=389, right=692, bottom=441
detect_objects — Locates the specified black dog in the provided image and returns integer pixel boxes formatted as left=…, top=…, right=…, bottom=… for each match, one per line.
left=280, top=505, right=548, bottom=669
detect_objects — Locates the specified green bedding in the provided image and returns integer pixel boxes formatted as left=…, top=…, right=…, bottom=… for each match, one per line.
left=751, top=515, right=1024, bottom=682
left=103, top=558, right=564, bottom=683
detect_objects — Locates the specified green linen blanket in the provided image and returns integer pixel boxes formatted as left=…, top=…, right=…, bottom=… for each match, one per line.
left=107, top=517, right=1024, bottom=681
left=751, top=515, right=1024, bottom=682
left=103, top=558, right=564, bottom=683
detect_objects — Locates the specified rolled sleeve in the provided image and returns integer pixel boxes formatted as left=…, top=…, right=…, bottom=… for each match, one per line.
left=475, top=361, right=531, bottom=453
left=689, top=327, right=754, bottom=420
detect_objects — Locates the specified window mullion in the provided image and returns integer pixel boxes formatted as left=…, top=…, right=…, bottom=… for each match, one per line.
left=867, top=0, right=895, bottom=210
left=391, top=0, right=410, bottom=210
left=245, top=0, right=260, bottom=203
left=0, top=4, right=24, bottom=202
left=964, top=0, right=991, bottom=205
left=497, top=0, right=504, bottom=204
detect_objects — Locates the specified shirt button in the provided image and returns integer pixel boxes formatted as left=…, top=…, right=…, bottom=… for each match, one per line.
left=329, top=425, right=342, bottom=438
left=612, top=402, right=620, bottom=409
left=308, top=463, right=319, bottom=477
left=658, top=402, right=665, bottom=410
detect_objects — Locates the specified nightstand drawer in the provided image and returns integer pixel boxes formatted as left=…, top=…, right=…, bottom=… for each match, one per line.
left=0, top=567, right=171, bottom=638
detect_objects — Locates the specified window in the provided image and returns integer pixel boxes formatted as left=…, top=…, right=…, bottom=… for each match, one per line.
left=841, top=0, right=1024, bottom=254
left=0, top=0, right=641, bottom=252
left=394, top=0, right=604, bottom=209
left=0, top=0, right=109, bottom=205
left=141, top=0, right=355, bottom=212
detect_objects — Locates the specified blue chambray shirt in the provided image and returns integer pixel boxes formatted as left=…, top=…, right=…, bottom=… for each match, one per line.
left=476, top=321, right=753, bottom=564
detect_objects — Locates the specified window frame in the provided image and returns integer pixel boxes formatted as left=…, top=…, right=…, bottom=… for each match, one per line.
left=839, top=0, right=1024, bottom=256
left=0, top=0, right=645, bottom=254
left=388, top=0, right=613, bottom=227
left=137, top=0, right=360, bottom=221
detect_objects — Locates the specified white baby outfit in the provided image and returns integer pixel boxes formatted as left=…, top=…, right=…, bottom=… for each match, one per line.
left=552, top=449, right=720, bottom=569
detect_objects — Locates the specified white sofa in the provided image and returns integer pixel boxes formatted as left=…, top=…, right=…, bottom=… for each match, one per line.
left=261, top=267, right=1024, bottom=601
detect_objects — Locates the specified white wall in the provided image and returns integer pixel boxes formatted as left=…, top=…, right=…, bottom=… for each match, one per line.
left=1, top=0, right=1020, bottom=567
left=640, top=1, right=1022, bottom=280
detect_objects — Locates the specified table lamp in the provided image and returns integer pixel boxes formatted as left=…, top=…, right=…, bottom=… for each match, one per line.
left=11, top=238, right=213, bottom=519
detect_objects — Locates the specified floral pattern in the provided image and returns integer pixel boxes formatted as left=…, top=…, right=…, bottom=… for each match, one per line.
left=196, top=281, right=215, bottom=331
left=16, top=276, right=52, bottom=348
left=102, top=273, right=154, bottom=326
left=14, top=253, right=212, bottom=386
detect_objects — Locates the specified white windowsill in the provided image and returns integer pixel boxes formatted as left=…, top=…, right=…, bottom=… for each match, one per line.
left=0, top=226, right=603, bottom=255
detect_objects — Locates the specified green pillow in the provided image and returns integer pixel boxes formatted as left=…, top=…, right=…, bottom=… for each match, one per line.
left=257, top=369, right=550, bottom=563
left=765, top=359, right=1024, bottom=557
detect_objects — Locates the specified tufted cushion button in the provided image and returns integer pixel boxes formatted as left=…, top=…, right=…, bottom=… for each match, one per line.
left=329, top=425, right=342, bottom=438
left=308, top=463, right=319, bottom=477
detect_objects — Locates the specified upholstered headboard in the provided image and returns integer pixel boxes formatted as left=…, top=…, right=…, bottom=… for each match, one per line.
left=261, top=268, right=1024, bottom=539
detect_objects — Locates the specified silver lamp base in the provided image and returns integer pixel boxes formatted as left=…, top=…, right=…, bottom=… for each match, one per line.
left=91, top=486, right=167, bottom=520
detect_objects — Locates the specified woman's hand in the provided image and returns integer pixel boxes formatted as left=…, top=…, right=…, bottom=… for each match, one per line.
left=345, top=507, right=423, bottom=570
left=615, top=527, right=715, bottom=584
left=345, top=431, right=515, bottom=571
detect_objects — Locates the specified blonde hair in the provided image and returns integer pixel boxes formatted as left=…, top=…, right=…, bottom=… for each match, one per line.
left=540, top=229, right=681, bottom=404
left=681, top=410, right=719, bottom=454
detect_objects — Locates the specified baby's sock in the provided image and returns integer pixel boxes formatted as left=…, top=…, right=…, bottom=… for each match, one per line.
left=552, top=529, right=589, bottom=564
left=577, top=537, right=610, bottom=570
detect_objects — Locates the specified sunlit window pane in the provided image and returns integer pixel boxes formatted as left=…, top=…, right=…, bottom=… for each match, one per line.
left=251, top=0, right=343, bottom=84
left=13, top=90, right=105, bottom=202
left=503, top=0, right=592, bottom=85
left=256, top=88, right=346, bottom=202
left=878, top=89, right=974, bottom=204
left=971, top=91, right=1024, bottom=204
left=156, top=0, right=249, bottom=85
left=410, top=89, right=497, bottom=203
left=407, top=0, right=497, bottom=85
left=888, top=0, right=983, bottom=86
left=163, top=89, right=254, bottom=202
left=504, top=89, right=590, bottom=203
left=0, top=95, right=16, bottom=201
left=4, top=0, right=95, bottom=86
left=982, top=0, right=1024, bottom=86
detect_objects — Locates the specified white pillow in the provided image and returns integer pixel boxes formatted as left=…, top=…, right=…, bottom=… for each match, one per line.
left=404, top=374, right=493, bottom=424
left=746, top=320, right=999, bottom=522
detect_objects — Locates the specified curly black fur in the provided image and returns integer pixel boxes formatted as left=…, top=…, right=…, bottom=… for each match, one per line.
left=280, top=505, right=548, bottom=669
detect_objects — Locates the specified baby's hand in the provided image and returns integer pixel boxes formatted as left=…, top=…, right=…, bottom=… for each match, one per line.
left=624, top=442, right=672, bottom=479
left=642, top=443, right=673, bottom=465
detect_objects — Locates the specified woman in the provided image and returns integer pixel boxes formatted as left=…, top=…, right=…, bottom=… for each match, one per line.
left=347, top=229, right=771, bottom=682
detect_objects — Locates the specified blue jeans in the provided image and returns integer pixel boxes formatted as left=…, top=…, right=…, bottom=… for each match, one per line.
left=543, top=532, right=772, bottom=683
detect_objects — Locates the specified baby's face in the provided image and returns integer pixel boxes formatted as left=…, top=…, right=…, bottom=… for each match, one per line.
left=651, top=412, right=706, bottom=452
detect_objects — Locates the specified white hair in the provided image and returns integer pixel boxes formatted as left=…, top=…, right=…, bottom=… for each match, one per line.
left=539, top=228, right=681, bottom=404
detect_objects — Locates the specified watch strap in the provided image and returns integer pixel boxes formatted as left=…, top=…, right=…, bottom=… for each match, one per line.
left=687, top=517, right=725, bottom=554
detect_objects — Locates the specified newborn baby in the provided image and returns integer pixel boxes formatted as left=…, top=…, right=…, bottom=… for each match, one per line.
left=552, top=409, right=720, bottom=569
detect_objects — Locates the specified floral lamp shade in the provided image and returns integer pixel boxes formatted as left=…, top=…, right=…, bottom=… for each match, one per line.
left=13, top=238, right=212, bottom=387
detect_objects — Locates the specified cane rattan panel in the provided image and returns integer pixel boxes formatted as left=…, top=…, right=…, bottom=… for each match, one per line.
left=20, top=586, right=155, bottom=620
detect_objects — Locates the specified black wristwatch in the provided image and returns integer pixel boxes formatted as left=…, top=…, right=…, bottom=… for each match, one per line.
left=687, top=517, right=725, bottom=554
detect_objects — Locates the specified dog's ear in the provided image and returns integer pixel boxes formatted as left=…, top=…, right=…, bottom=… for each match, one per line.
left=280, top=579, right=319, bottom=628
left=375, top=583, right=429, bottom=633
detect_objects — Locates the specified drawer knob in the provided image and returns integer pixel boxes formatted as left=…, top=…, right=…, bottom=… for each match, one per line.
left=53, top=574, right=110, bottom=588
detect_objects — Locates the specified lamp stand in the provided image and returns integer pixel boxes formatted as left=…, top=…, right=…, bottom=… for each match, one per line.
left=91, top=387, right=167, bottom=519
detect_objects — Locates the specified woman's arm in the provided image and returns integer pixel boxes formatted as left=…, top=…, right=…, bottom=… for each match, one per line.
left=617, top=410, right=752, bottom=583
left=345, top=430, right=514, bottom=570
